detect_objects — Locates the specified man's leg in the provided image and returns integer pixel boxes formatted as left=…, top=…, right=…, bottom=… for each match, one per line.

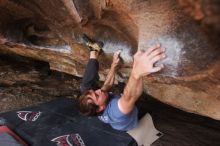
left=80, top=51, right=100, bottom=93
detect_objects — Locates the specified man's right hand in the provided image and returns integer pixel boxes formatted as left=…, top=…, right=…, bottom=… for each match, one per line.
left=131, top=44, right=166, bottom=79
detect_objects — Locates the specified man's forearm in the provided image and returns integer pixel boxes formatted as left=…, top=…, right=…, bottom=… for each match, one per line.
left=123, top=71, right=143, bottom=102
left=101, top=50, right=121, bottom=91
left=101, top=66, right=117, bottom=91
left=118, top=70, right=143, bottom=114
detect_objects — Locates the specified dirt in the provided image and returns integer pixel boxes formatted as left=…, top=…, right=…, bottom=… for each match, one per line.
left=0, top=54, right=81, bottom=113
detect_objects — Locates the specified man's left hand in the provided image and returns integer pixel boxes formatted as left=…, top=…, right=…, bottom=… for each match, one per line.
left=111, top=50, right=121, bottom=69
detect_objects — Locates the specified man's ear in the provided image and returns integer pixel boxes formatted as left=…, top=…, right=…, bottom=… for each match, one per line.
left=96, top=105, right=105, bottom=113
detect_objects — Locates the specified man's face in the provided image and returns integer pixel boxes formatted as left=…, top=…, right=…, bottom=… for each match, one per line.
left=86, top=89, right=109, bottom=112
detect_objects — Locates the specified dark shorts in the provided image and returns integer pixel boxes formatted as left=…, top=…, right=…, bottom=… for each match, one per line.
left=80, top=59, right=100, bottom=93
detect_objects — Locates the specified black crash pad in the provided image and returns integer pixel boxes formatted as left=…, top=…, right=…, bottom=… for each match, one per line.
left=0, top=98, right=137, bottom=146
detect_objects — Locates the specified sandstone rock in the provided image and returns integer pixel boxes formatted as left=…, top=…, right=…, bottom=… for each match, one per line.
left=0, top=0, right=220, bottom=120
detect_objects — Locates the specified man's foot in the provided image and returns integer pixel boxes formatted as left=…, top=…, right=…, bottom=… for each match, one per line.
left=87, top=42, right=103, bottom=52
left=82, top=34, right=103, bottom=53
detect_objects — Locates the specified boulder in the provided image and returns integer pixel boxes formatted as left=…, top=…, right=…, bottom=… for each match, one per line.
left=0, top=0, right=220, bottom=120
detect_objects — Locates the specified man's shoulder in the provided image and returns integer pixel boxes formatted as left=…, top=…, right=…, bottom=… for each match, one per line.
left=99, top=94, right=138, bottom=130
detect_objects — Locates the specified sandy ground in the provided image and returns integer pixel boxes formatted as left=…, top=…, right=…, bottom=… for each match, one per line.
left=0, top=54, right=220, bottom=146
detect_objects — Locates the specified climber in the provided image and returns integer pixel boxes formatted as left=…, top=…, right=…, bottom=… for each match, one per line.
left=79, top=44, right=166, bottom=131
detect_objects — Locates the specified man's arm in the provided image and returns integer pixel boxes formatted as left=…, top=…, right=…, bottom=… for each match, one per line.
left=101, top=50, right=121, bottom=91
left=118, top=44, right=166, bottom=114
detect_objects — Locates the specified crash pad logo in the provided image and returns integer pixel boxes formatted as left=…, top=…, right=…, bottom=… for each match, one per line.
left=17, top=111, right=41, bottom=122
left=51, top=134, right=86, bottom=146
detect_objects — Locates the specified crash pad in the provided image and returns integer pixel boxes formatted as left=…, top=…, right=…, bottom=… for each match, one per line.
left=0, top=98, right=137, bottom=146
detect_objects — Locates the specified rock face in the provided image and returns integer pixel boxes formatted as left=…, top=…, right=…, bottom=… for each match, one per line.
left=0, top=0, right=220, bottom=120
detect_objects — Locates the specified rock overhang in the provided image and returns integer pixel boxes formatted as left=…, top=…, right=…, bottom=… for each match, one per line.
left=0, top=0, right=220, bottom=120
